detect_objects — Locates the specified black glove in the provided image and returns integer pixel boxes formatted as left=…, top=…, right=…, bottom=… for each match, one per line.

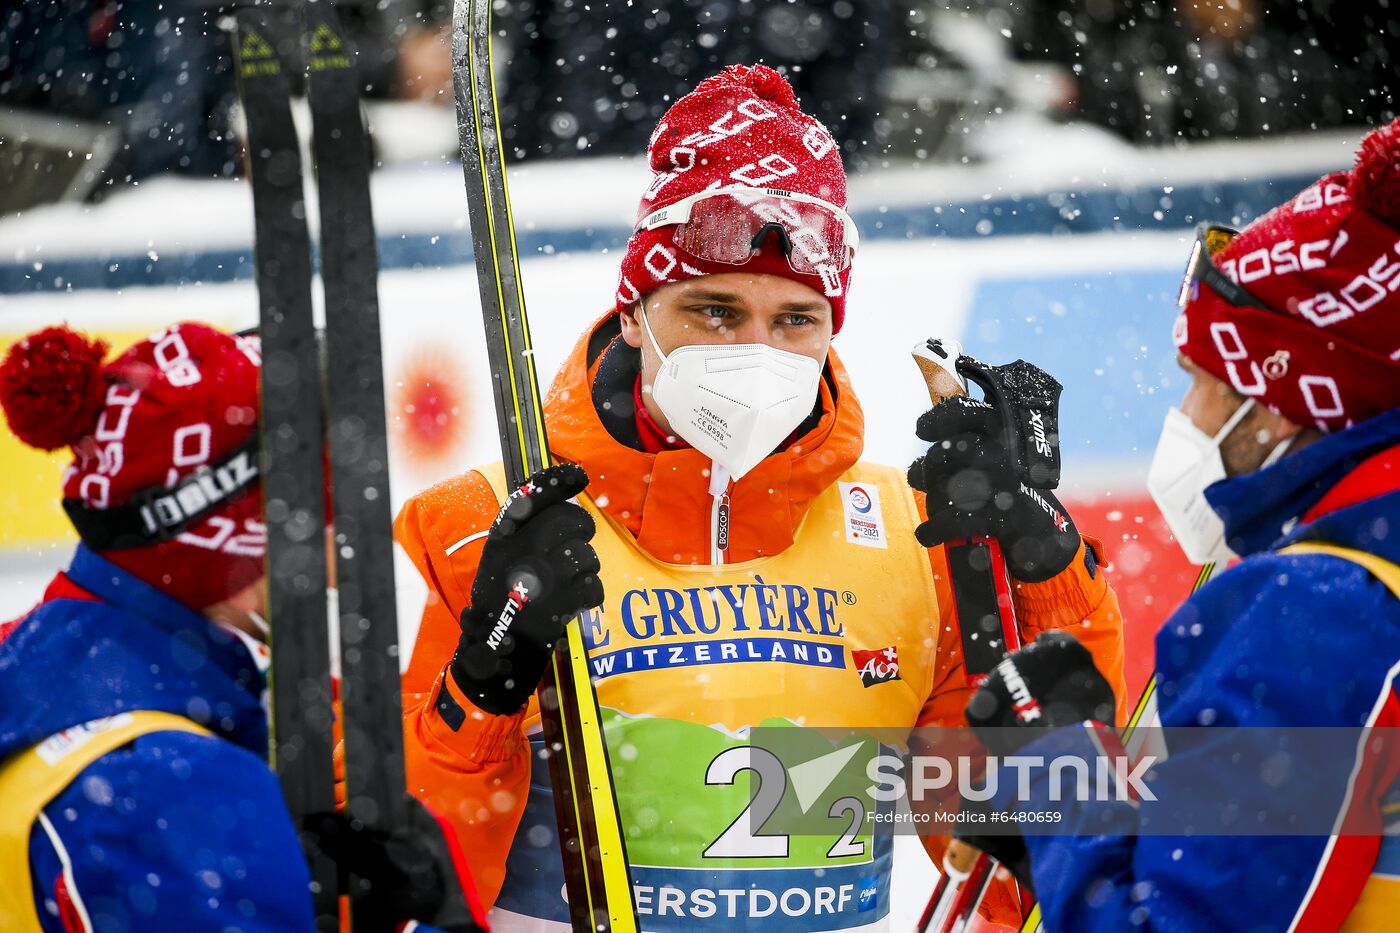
left=965, top=630, right=1116, bottom=757
left=450, top=463, right=604, bottom=715
left=305, top=795, right=483, bottom=932
left=953, top=796, right=1036, bottom=894
left=952, top=632, right=1114, bottom=890
left=907, top=395, right=1081, bottom=582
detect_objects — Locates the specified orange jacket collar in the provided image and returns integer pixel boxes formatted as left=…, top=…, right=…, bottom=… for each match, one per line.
left=543, top=312, right=866, bottom=565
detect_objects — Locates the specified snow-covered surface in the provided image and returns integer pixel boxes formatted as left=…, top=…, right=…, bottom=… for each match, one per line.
left=930, top=116, right=1359, bottom=198
left=0, top=124, right=1359, bottom=265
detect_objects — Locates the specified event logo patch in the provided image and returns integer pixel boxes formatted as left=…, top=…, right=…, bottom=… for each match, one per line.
left=839, top=482, right=886, bottom=549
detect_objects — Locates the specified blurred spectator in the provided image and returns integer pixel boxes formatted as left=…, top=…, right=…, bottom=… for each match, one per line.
left=390, top=0, right=454, bottom=103
left=1005, top=0, right=1397, bottom=142
left=394, top=20, right=452, bottom=103
left=493, top=0, right=895, bottom=166
left=0, top=0, right=455, bottom=194
left=3, top=0, right=1392, bottom=194
left=0, top=0, right=241, bottom=185
left=339, top=0, right=455, bottom=101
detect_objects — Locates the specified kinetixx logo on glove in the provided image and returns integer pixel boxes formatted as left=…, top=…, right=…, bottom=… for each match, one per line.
left=486, top=581, right=531, bottom=650
left=992, top=655, right=1043, bottom=724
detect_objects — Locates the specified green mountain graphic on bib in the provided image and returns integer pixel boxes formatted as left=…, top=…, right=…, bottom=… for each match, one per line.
left=602, top=708, right=879, bottom=871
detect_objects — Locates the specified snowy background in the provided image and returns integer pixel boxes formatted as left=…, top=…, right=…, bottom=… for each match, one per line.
left=0, top=116, right=1364, bottom=927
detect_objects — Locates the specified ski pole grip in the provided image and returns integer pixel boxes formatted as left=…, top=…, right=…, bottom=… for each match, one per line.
left=944, top=840, right=981, bottom=880
left=915, top=334, right=999, bottom=894
left=912, top=338, right=968, bottom=405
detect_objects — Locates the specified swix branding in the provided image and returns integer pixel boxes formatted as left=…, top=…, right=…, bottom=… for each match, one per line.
left=852, top=646, right=900, bottom=687
left=1028, top=410, right=1052, bottom=457
left=487, top=580, right=531, bottom=649
left=993, top=655, right=1042, bottom=723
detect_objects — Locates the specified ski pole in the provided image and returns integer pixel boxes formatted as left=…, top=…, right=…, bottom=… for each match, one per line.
left=452, top=1, right=637, bottom=928
left=910, top=338, right=1029, bottom=933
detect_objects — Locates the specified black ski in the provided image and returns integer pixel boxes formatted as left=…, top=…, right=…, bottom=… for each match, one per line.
left=228, top=6, right=339, bottom=929
left=451, top=1, right=638, bottom=929
left=302, top=0, right=411, bottom=917
left=231, top=2, right=410, bottom=929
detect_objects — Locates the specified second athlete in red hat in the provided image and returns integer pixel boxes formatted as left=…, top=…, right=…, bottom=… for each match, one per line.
left=0, top=324, right=485, bottom=932
left=953, top=118, right=1400, bottom=933
left=391, top=65, right=1126, bottom=930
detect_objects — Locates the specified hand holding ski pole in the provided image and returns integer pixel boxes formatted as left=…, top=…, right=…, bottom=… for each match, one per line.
left=306, top=793, right=486, bottom=932
left=451, top=464, right=605, bottom=715
left=908, top=339, right=1022, bottom=933
left=908, top=347, right=1080, bottom=584
left=907, top=339, right=1076, bottom=932
left=950, top=630, right=1118, bottom=897
left=965, top=631, right=1118, bottom=755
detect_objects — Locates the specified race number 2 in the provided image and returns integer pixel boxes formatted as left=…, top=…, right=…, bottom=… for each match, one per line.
left=701, top=745, right=869, bottom=861
left=703, top=746, right=789, bottom=858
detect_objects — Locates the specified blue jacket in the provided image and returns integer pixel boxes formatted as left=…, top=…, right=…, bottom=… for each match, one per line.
left=1009, top=408, right=1400, bottom=932
left=0, top=547, right=314, bottom=933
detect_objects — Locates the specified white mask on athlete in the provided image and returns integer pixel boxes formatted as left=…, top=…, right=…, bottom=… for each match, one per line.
left=638, top=305, right=823, bottom=481
left=1146, top=399, right=1294, bottom=566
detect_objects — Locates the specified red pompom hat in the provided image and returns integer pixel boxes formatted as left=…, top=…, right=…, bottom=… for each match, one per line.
left=0, top=323, right=264, bottom=609
left=614, top=64, right=853, bottom=332
left=1176, top=117, right=1400, bottom=433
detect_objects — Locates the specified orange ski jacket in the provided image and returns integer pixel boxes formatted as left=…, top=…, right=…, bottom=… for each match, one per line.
left=395, top=312, right=1126, bottom=926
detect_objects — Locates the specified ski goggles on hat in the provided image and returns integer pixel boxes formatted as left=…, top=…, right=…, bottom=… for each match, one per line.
left=1177, top=222, right=1271, bottom=311
left=636, top=186, right=860, bottom=274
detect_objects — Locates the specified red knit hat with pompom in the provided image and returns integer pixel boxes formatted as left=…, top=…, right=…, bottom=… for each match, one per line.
left=1176, top=117, right=1400, bottom=433
left=614, top=64, right=852, bottom=332
left=0, top=323, right=264, bottom=608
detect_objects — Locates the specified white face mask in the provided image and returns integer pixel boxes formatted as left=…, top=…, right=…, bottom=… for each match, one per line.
left=639, top=305, right=823, bottom=480
left=1146, top=400, right=1293, bottom=565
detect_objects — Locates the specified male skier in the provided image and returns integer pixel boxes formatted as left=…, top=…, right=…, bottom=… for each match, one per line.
left=397, top=64, right=1127, bottom=930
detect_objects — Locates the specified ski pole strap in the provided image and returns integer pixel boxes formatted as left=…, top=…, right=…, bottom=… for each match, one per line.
left=62, top=434, right=261, bottom=551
